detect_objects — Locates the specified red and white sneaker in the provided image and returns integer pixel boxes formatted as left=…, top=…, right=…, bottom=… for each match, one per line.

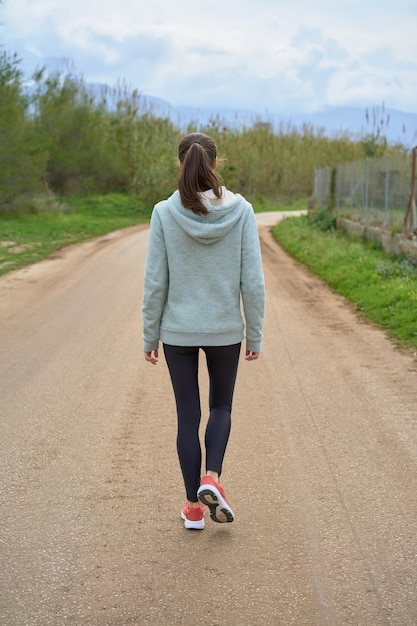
left=197, top=475, right=234, bottom=523
left=181, top=503, right=205, bottom=530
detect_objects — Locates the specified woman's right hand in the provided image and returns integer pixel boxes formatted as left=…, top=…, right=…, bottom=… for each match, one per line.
left=144, top=350, right=159, bottom=365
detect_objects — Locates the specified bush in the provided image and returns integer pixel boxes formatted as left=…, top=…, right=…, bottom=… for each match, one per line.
left=310, top=208, right=337, bottom=231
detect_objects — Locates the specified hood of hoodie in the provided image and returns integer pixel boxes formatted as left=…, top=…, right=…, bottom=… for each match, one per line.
left=166, top=189, right=247, bottom=245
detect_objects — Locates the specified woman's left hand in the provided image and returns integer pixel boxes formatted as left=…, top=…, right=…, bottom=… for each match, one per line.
left=245, top=350, right=259, bottom=361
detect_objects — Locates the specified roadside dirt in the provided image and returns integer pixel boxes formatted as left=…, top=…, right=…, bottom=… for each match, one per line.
left=0, top=213, right=416, bottom=626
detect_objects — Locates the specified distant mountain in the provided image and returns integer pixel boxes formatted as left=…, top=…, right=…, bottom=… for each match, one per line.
left=292, top=107, right=417, bottom=146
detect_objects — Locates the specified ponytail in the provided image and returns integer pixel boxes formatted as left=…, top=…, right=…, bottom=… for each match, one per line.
left=178, top=133, right=222, bottom=215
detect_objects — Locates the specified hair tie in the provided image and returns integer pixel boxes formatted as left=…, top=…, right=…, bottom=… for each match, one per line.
left=193, top=141, right=201, bottom=145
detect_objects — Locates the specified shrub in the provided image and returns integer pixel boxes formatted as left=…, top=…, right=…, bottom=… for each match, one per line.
left=310, top=208, right=337, bottom=231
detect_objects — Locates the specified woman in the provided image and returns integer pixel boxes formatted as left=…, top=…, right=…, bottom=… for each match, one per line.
left=142, top=132, right=265, bottom=530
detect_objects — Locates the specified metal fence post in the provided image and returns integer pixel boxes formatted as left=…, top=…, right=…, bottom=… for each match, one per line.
left=365, top=158, right=369, bottom=218
left=404, top=146, right=417, bottom=232
left=336, top=165, right=340, bottom=209
left=385, top=154, right=390, bottom=223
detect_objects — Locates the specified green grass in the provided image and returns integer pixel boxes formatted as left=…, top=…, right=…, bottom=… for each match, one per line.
left=251, top=197, right=308, bottom=212
left=0, top=194, right=152, bottom=275
left=272, top=215, right=417, bottom=351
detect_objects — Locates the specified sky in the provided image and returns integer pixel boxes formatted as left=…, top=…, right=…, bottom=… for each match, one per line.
left=1, top=0, right=417, bottom=116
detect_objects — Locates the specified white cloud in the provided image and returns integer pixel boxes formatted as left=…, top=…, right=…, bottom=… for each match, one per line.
left=1, top=0, right=417, bottom=114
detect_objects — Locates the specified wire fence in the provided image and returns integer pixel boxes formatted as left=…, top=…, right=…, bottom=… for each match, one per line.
left=314, top=151, right=417, bottom=232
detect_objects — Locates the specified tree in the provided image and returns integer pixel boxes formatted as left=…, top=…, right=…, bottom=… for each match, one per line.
left=0, top=48, right=45, bottom=209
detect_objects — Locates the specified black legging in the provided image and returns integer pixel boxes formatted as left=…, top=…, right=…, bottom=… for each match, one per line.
left=163, top=343, right=241, bottom=502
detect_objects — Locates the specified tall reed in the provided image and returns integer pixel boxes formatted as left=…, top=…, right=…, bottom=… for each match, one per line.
left=0, top=52, right=406, bottom=212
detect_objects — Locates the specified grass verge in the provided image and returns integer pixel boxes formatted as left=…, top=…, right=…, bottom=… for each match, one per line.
left=272, top=215, right=417, bottom=351
left=0, top=194, right=152, bottom=276
left=251, top=197, right=308, bottom=213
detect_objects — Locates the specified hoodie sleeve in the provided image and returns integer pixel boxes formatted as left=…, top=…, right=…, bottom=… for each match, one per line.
left=240, top=204, right=265, bottom=353
left=142, top=206, right=169, bottom=352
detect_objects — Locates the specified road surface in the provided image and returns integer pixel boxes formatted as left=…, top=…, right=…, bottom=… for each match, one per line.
left=1, top=212, right=416, bottom=625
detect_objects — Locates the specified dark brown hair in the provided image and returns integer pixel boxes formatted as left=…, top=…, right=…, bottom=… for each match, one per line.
left=178, top=133, right=222, bottom=215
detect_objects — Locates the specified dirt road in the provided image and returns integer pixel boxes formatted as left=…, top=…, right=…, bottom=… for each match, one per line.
left=1, top=213, right=416, bottom=626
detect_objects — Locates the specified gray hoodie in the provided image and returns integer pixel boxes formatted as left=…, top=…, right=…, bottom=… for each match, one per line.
left=142, top=188, right=265, bottom=352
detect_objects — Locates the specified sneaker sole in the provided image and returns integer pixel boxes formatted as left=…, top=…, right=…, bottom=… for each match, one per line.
left=181, top=510, right=205, bottom=530
left=197, top=485, right=234, bottom=523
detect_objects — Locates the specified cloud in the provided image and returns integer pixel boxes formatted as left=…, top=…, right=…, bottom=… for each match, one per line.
left=1, top=0, right=417, bottom=114
left=70, top=31, right=174, bottom=87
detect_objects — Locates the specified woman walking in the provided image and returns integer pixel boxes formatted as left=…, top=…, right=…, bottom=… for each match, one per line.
left=142, top=132, right=265, bottom=530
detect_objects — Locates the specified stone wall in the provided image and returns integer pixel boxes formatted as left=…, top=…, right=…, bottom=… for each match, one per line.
left=336, top=218, right=417, bottom=260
